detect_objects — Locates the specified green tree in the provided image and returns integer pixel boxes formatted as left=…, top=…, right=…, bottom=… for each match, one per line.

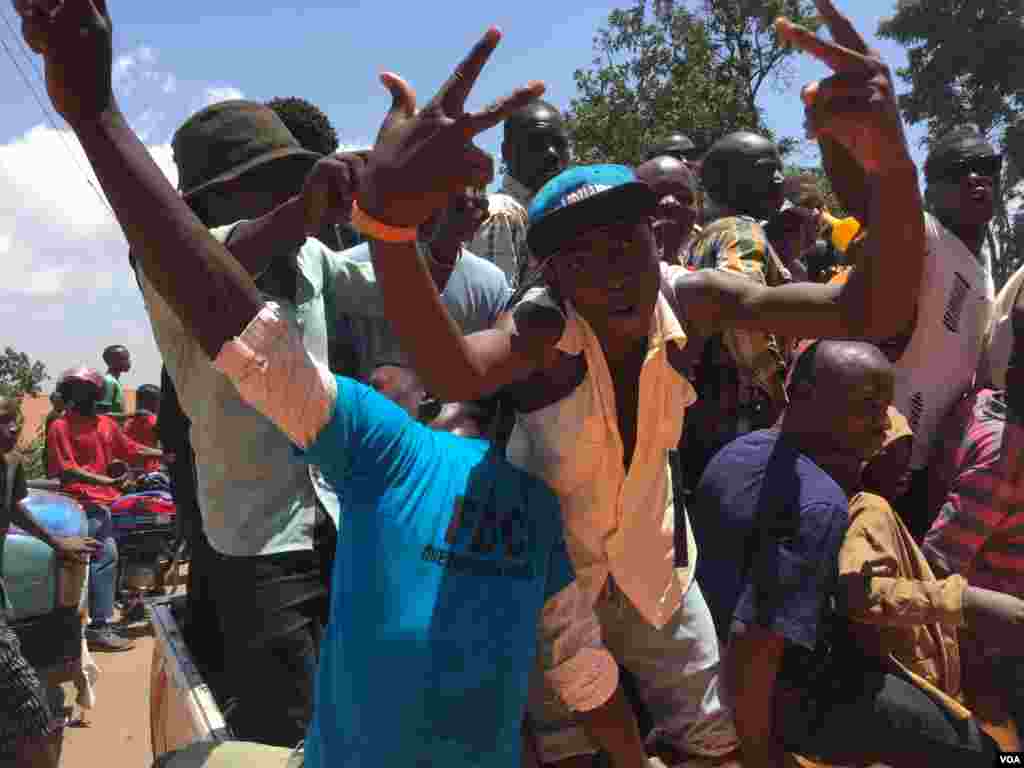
left=20, top=425, right=47, bottom=481
left=566, top=0, right=819, bottom=166
left=0, top=346, right=48, bottom=399
left=0, top=348, right=50, bottom=480
left=878, top=0, right=1023, bottom=288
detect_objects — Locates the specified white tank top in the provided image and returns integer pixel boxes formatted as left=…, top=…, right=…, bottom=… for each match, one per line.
left=894, top=213, right=993, bottom=469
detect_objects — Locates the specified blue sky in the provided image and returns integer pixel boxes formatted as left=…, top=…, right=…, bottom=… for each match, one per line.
left=0, top=0, right=927, bottom=388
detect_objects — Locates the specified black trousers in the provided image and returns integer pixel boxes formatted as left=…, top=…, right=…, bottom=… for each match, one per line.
left=992, top=655, right=1024, bottom=732
left=209, top=546, right=326, bottom=748
left=777, top=667, right=1000, bottom=768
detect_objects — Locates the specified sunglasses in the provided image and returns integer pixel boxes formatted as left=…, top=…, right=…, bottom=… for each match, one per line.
left=934, top=155, right=1003, bottom=183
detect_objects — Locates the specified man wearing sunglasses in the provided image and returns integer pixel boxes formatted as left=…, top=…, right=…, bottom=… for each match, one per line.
left=884, top=126, right=999, bottom=540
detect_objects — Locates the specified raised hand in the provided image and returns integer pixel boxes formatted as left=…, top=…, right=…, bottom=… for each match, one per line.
left=358, top=28, right=545, bottom=229
left=301, top=152, right=366, bottom=236
left=775, top=0, right=911, bottom=175
left=13, top=0, right=115, bottom=125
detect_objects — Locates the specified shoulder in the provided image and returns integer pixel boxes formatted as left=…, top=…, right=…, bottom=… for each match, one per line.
left=962, top=390, right=1009, bottom=455
left=338, top=242, right=373, bottom=264
left=847, top=491, right=894, bottom=523
left=511, top=287, right=566, bottom=347
left=797, top=453, right=847, bottom=501
left=670, top=263, right=718, bottom=299
left=798, top=473, right=849, bottom=532
left=725, top=428, right=773, bottom=455
left=458, top=249, right=511, bottom=287
left=727, top=217, right=769, bottom=252
left=97, top=415, right=120, bottom=431
left=485, top=193, right=528, bottom=219
left=707, top=430, right=776, bottom=474
left=48, top=415, right=70, bottom=433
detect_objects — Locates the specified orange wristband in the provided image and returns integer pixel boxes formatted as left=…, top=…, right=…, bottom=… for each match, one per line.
left=350, top=200, right=418, bottom=243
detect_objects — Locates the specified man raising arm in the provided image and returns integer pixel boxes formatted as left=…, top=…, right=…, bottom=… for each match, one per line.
left=13, top=3, right=645, bottom=767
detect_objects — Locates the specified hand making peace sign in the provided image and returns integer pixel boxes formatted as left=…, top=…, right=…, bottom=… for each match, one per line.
left=357, top=28, right=545, bottom=229
left=776, top=0, right=912, bottom=175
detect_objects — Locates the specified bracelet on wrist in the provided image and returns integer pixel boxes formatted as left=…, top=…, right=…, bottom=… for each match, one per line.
left=351, top=200, right=418, bottom=243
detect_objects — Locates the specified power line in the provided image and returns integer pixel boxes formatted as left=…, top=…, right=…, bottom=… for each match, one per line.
left=0, top=11, right=116, bottom=219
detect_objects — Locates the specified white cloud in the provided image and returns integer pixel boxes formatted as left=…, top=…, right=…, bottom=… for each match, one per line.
left=0, top=43, right=246, bottom=384
left=112, top=53, right=138, bottom=88
left=134, top=109, right=166, bottom=143
left=202, top=86, right=245, bottom=106
left=22, top=267, right=71, bottom=298
left=0, top=124, right=178, bottom=384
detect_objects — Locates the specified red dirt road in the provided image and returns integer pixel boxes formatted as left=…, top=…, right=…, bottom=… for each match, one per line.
left=62, top=628, right=155, bottom=767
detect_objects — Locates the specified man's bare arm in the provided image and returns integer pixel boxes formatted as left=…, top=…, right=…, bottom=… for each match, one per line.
left=371, top=241, right=558, bottom=402
left=61, top=467, right=119, bottom=487
left=715, top=3, right=928, bottom=342
left=11, top=499, right=63, bottom=552
left=726, top=621, right=788, bottom=768
left=679, top=172, right=923, bottom=343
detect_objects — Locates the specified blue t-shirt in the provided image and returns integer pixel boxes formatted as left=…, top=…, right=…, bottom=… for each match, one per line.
left=691, top=430, right=848, bottom=676
left=300, top=377, right=572, bottom=768
left=339, top=243, right=511, bottom=379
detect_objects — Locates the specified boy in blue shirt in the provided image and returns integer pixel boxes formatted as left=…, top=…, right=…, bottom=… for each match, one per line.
left=14, top=3, right=645, bottom=767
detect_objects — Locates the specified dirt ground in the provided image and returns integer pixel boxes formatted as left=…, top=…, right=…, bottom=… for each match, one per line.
left=60, top=615, right=159, bottom=767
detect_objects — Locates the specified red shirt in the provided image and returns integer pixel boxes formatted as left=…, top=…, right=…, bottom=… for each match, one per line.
left=47, top=412, right=147, bottom=505
left=123, top=412, right=161, bottom=473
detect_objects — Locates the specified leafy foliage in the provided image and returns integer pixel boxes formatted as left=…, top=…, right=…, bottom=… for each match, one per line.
left=21, top=426, right=47, bottom=481
left=877, top=0, right=1023, bottom=142
left=566, top=0, right=819, bottom=165
left=0, top=347, right=49, bottom=400
left=0, top=348, right=50, bottom=480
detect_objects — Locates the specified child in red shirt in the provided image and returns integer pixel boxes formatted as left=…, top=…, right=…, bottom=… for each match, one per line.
left=122, top=385, right=163, bottom=474
left=46, top=368, right=168, bottom=651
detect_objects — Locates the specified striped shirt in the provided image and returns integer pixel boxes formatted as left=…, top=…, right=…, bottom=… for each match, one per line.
left=924, top=389, right=1024, bottom=597
left=685, top=216, right=790, bottom=443
left=469, top=175, right=533, bottom=289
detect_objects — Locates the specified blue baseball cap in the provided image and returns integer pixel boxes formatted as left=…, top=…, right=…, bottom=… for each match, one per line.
left=527, top=164, right=657, bottom=260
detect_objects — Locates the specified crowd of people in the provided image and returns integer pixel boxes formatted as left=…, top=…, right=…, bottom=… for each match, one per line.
left=3, top=0, right=1024, bottom=767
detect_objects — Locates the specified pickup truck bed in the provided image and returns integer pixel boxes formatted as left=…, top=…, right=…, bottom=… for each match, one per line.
left=149, top=593, right=233, bottom=759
